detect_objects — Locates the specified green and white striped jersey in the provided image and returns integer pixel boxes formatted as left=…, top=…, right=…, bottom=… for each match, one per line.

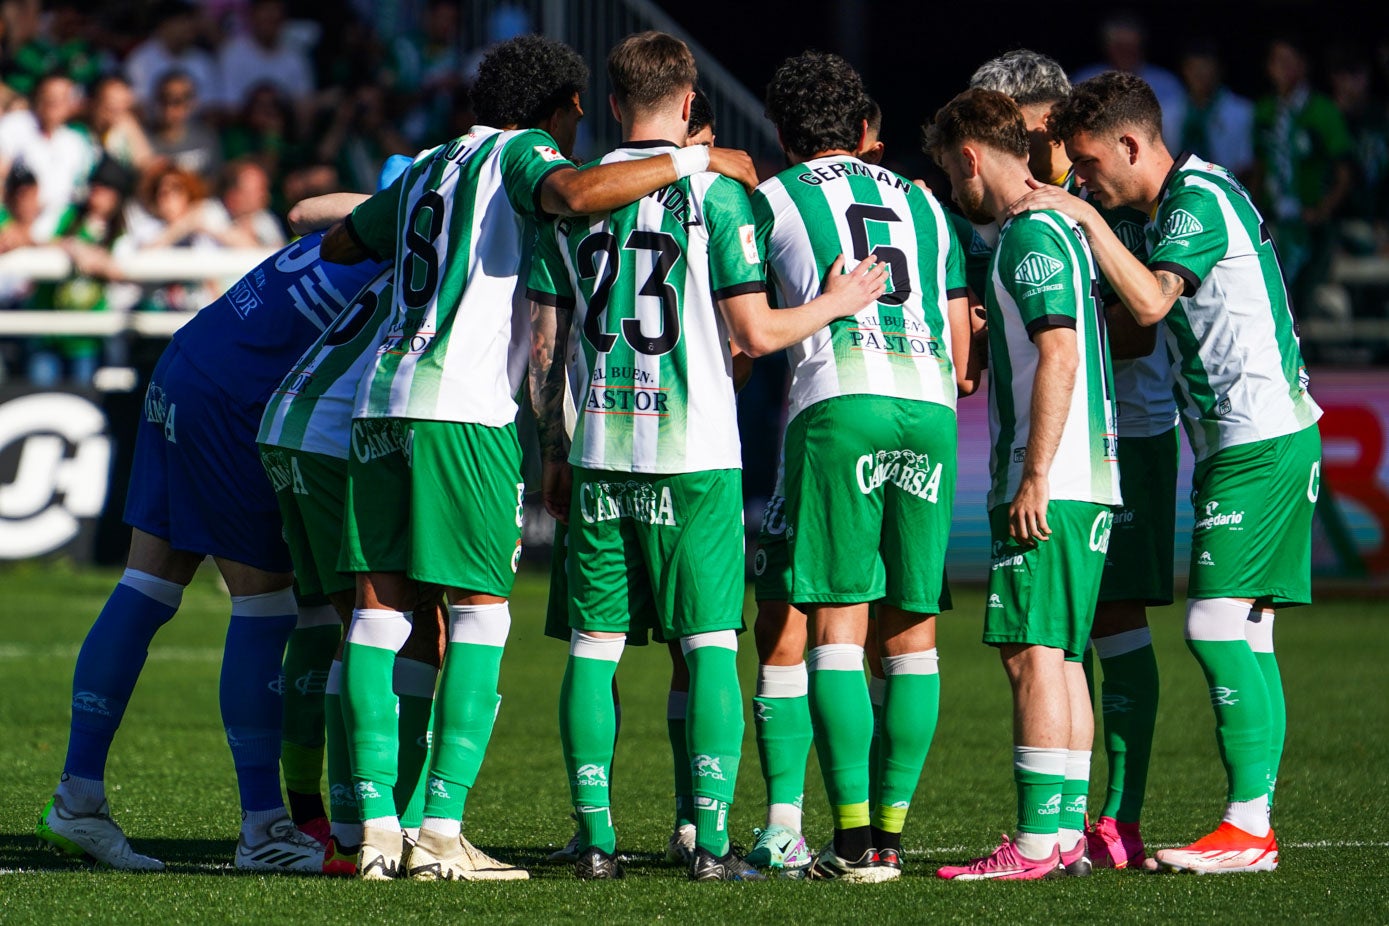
left=751, top=155, right=967, bottom=425
left=986, top=209, right=1121, bottom=509
left=1146, top=153, right=1322, bottom=460
left=345, top=126, right=573, bottom=425
left=259, top=270, right=395, bottom=459
left=527, top=143, right=765, bottom=474
left=1091, top=196, right=1180, bottom=438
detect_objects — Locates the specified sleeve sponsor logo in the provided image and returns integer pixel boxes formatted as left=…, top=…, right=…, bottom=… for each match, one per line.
left=739, top=224, right=760, bottom=264
left=1162, top=209, right=1204, bottom=241
left=534, top=145, right=566, bottom=162
left=1113, top=220, right=1146, bottom=254
left=1013, top=251, right=1064, bottom=286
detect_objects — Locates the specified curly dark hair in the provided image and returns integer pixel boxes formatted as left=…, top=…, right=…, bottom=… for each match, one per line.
left=1046, top=72, right=1163, bottom=145
left=922, top=88, right=1029, bottom=161
left=472, top=35, right=589, bottom=129
left=765, top=51, right=870, bottom=159
left=688, top=86, right=715, bottom=136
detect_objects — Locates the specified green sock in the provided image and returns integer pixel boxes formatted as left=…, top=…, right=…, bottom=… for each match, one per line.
left=1248, top=609, right=1285, bottom=809
left=1096, top=631, right=1160, bottom=822
left=1060, top=750, right=1091, bottom=835
left=1015, top=746, right=1066, bottom=837
left=754, top=663, right=812, bottom=825
left=1186, top=637, right=1271, bottom=802
left=867, top=675, right=884, bottom=812
left=341, top=625, right=403, bottom=821
left=872, top=651, right=939, bottom=834
left=280, top=622, right=340, bottom=795
left=423, top=634, right=506, bottom=824
left=324, top=662, right=359, bottom=828
left=667, top=690, right=694, bottom=828
left=686, top=639, right=744, bottom=856
left=559, top=636, right=622, bottom=853
left=809, top=645, right=871, bottom=831
left=393, top=658, right=437, bottom=826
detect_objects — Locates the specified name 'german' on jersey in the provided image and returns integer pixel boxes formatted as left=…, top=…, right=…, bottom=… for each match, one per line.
left=987, top=208, right=1121, bottom=510
left=1146, top=153, right=1322, bottom=460
left=344, top=126, right=574, bottom=425
left=527, top=143, right=765, bottom=474
left=170, top=231, right=386, bottom=406
left=751, top=155, right=966, bottom=425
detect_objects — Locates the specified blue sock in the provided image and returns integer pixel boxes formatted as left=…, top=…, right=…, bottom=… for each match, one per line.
left=64, top=570, right=182, bottom=781
left=222, top=589, right=298, bottom=813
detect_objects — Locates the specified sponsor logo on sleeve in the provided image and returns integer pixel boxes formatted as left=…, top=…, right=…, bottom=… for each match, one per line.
left=1162, top=208, right=1204, bottom=242
left=739, top=225, right=760, bottom=264
left=534, top=145, right=565, bottom=162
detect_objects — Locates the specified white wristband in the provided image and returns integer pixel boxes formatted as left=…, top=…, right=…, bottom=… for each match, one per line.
left=670, top=144, right=710, bottom=179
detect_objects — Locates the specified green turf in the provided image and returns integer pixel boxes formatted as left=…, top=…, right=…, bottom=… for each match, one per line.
left=2, top=562, right=1386, bottom=923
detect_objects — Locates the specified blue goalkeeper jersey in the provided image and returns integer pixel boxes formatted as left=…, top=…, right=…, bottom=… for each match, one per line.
left=170, top=231, right=386, bottom=406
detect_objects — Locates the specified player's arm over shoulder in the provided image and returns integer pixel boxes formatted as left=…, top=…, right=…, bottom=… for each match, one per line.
left=1147, top=186, right=1228, bottom=304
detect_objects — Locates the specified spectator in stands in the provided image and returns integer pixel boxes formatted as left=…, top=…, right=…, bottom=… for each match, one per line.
left=5, top=0, right=101, bottom=95
left=220, top=82, right=298, bottom=190
left=1254, top=37, right=1356, bottom=312
left=385, top=0, right=466, bottom=146
left=1328, top=46, right=1389, bottom=255
left=0, top=163, right=40, bottom=308
left=118, top=160, right=225, bottom=310
left=0, top=72, right=98, bottom=241
left=216, top=0, right=315, bottom=113
left=215, top=158, right=283, bottom=247
left=1073, top=12, right=1186, bottom=149
left=1178, top=39, right=1254, bottom=177
left=124, top=0, right=221, bottom=116
left=88, top=75, right=154, bottom=171
left=314, top=81, right=408, bottom=193
left=147, top=70, right=222, bottom=180
left=25, top=155, right=135, bottom=386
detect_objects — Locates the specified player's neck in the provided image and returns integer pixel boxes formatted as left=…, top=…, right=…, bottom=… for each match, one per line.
left=785, top=148, right=855, bottom=166
left=989, top=168, right=1038, bottom=224
left=623, top=114, right=689, bottom=149
left=1137, top=151, right=1178, bottom=214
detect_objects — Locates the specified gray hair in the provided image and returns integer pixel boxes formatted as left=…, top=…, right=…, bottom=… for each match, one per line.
left=968, top=50, right=1071, bottom=107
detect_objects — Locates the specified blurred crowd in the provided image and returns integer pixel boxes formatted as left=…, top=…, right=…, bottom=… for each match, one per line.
left=1072, top=15, right=1389, bottom=339
left=0, top=1, right=1387, bottom=387
left=0, top=0, right=507, bottom=385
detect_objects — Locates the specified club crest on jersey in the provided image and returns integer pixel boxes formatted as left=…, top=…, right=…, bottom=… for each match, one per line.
left=534, top=145, right=566, bottom=162
left=1163, top=209, right=1203, bottom=242
left=856, top=449, right=943, bottom=502
left=1013, top=251, right=1064, bottom=287
left=579, top=480, right=678, bottom=526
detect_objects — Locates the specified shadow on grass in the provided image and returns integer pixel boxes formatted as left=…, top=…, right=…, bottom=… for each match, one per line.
left=2, top=834, right=691, bottom=879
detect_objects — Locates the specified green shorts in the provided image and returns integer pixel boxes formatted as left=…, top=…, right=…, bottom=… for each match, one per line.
left=259, top=446, right=353, bottom=598
left=543, top=517, right=662, bottom=645
left=783, top=395, right=956, bottom=612
left=752, top=494, right=791, bottom=603
left=567, top=466, right=745, bottom=640
left=339, top=418, right=524, bottom=595
left=1188, top=425, right=1321, bottom=606
left=1099, top=428, right=1179, bottom=606
left=984, top=501, right=1112, bottom=658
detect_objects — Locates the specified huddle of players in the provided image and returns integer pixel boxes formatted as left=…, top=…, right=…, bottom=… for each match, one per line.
left=36, top=30, right=1319, bottom=885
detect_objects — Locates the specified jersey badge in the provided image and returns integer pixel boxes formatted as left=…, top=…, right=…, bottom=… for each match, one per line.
left=738, top=225, right=760, bottom=264
left=534, top=145, right=566, bottom=162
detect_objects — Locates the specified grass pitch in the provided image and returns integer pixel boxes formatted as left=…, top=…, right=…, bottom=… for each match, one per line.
left=1, top=562, right=1386, bottom=923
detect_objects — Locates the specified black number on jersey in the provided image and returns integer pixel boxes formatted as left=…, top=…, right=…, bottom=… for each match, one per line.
left=324, top=287, right=380, bottom=347
left=1091, top=278, right=1113, bottom=404
left=402, top=191, right=445, bottom=310
left=578, top=230, right=683, bottom=356
left=845, top=203, right=911, bottom=306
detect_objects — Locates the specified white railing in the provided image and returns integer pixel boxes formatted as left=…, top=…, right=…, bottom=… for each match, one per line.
left=465, top=0, right=781, bottom=163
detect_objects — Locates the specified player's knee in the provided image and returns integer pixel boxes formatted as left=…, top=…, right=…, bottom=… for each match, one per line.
left=229, top=586, right=297, bottom=618
left=1184, top=597, right=1252, bottom=642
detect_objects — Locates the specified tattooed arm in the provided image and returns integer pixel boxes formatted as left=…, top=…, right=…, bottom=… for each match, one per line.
left=529, top=299, right=574, bottom=522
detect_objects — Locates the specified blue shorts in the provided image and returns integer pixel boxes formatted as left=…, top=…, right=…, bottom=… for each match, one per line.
left=124, top=343, right=292, bottom=572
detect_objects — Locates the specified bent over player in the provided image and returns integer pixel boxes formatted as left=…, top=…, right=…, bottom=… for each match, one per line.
left=38, top=232, right=384, bottom=871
